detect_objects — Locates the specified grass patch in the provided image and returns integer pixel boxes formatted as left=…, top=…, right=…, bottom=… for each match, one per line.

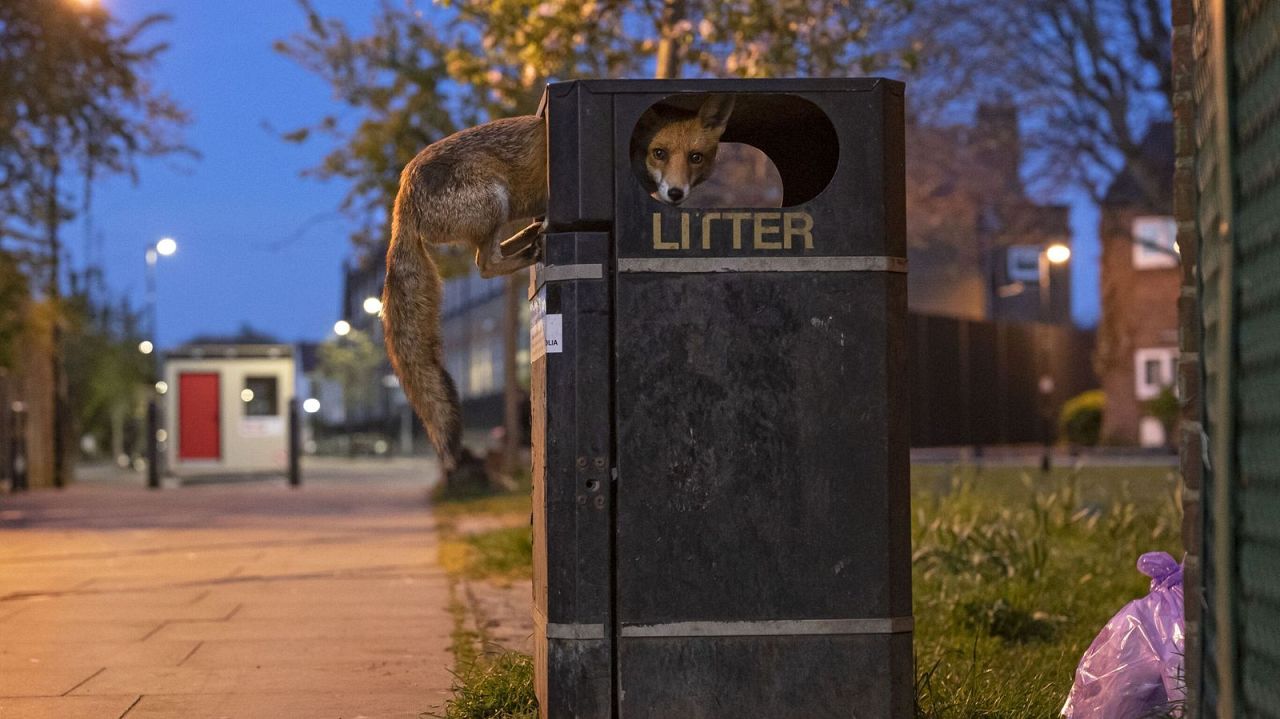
left=432, top=463, right=1182, bottom=718
left=436, top=651, right=539, bottom=719
left=912, top=468, right=1181, bottom=718
left=439, top=526, right=533, bottom=581
left=434, top=490, right=533, bottom=520
left=427, top=582, right=538, bottom=719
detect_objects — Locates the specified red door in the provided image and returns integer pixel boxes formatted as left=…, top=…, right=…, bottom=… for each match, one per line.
left=179, top=373, right=221, bottom=460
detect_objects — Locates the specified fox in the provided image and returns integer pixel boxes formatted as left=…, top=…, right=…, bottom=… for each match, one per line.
left=382, top=94, right=735, bottom=473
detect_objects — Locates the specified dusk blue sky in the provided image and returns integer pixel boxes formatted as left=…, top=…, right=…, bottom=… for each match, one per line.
left=77, top=1, right=1101, bottom=352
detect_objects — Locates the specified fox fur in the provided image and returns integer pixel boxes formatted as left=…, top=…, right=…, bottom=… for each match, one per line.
left=383, top=95, right=734, bottom=473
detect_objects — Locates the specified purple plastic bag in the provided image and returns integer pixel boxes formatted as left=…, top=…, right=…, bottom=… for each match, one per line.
left=1061, top=552, right=1185, bottom=718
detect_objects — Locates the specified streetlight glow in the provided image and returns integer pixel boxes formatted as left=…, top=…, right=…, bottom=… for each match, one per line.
left=302, top=398, right=321, bottom=414
left=1045, top=243, right=1071, bottom=264
left=363, top=297, right=383, bottom=315
left=156, top=237, right=177, bottom=256
left=333, top=320, right=351, bottom=336
left=138, top=340, right=154, bottom=355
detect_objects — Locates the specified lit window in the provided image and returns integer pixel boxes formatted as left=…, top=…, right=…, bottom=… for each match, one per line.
left=469, top=345, right=494, bottom=396
left=243, top=376, right=279, bottom=416
left=1132, top=216, right=1178, bottom=270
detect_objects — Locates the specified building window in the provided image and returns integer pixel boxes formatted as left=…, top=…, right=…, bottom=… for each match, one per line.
left=1133, top=347, right=1176, bottom=400
left=1006, top=245, right=1043, bottom=283
left=243, top=376, right=279, bottom=416
left=468, top=344, right=495, bottom=397
left=1132, top=216, right=1178, bottom=270
left=447, top=356, right=467, bottom=399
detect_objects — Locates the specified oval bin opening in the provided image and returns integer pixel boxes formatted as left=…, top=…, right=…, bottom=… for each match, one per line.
left=684, top=143, right=783, bottom=208
left=629, top=93, right=839, bottom=208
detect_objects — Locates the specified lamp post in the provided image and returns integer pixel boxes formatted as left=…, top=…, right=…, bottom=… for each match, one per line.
left=143, top=237, right=176, bottom=487
left=361, top=297, right=390, bottom=440
left=144, top=237, right=178, bottom=365
left=333, top=319, right=358, bottom=457
left=1037, top=242, right=1071, bottom=472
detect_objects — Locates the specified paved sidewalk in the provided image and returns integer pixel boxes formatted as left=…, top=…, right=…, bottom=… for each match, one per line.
left=0, top=464, right=454, bottom=719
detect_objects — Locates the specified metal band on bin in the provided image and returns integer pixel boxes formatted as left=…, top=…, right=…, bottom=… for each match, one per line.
left=616, top=256, right=907, bottom=274
left=541, top=263, right=605, bottom=283
left=619, top=616, right=914, bottom=637
left=531, top=262, right=606, bottom=298
left=533, top=605, right=607, bottom=640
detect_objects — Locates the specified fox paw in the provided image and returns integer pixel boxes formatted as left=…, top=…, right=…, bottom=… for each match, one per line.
left=499, top=218, right=545, bottom=259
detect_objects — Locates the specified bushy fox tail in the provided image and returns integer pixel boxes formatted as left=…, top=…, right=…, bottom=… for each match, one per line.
left=382, top=219, right=462, bottom=473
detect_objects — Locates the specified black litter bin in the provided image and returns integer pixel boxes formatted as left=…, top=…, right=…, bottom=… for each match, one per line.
left=530, top=78, right=910, bottom=718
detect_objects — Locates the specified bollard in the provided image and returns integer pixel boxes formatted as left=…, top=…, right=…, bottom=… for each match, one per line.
left=288, top=397, right=302, bottom=487
left=10, top=404, right=27, bottom=492
left=146, top=399, right=160, bottom=489
left=531, top=79, right=911, bottom=718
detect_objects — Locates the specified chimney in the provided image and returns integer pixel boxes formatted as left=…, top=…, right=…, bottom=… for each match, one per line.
left=975, top=102, right=1022, bottom=196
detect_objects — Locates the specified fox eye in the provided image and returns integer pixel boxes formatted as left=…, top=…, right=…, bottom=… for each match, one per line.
left=652, top=148, right=667, bottom=161
left=689, top=152, right=704, bottom=164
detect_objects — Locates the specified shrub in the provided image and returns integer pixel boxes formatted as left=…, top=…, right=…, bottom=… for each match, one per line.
left=1059, top=390, right=1105, bottom=446
left=1144, top=387, right=1179, bottom=446
left=435, top=651, right=538, bottom=719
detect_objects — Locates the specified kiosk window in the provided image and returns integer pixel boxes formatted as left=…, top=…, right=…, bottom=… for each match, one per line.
left=243, top=376, right=279, bottom=416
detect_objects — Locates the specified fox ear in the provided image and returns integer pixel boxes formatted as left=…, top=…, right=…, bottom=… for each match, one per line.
left=697, top=94, right=735, bottom=133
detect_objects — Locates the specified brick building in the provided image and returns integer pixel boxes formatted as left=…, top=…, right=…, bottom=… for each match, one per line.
left=907, top=103, right=1073, bottom=324
left=1095, top=123, right=1178, bottom=445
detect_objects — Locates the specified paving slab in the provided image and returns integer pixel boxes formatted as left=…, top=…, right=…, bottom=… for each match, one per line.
left=72, top=662, right=453, bottom=696
left=0, top=695, right=138, bottom=719
left=6, top=600, right=242, bottom=624
left=0, top=641, right=199, bottom=670
left=126, top=692, right=441, bottom=719
left=180, top=638, right=435, bottom=668
left=0, top=621, right=161, bottom=643
left=0, top=666, right=106, bottom=697
left=149, top=616, right=449, bottom=642
left=0, top=462, right=453, bottom=717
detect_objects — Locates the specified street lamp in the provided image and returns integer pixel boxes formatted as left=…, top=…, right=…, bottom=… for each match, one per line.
left=333, top=320, right=351, bottom=337
left=143, top=237, right=177, bottom=489
left=363, top=296, right=383, bottom=315
left=1037, top=241, right=1071, bottom=472
left=145, top=236, right=178, bottom=368
left=1045, top=242, right=1071, bottom=265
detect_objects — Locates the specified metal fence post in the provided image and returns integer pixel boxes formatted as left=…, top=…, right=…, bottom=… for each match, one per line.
left=146, top=399, right=160, bottom=489
left=10, top=403, right=28, bottom=492
left=288, top=397, right=301, bottom=487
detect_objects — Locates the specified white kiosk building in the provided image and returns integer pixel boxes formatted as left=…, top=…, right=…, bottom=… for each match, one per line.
left=162, top=343, right=295, bottom=478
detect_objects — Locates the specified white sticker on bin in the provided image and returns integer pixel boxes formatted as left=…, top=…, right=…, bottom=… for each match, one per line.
left=545, top=314, right=563, bottom=354
left=530, top=289, right=562, bottom=361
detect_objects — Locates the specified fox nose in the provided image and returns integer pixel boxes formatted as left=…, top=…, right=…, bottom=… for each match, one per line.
left=666, top=187, right=684, bottom=203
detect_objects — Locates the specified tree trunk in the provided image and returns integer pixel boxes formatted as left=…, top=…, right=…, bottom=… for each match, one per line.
left=45, top=145, right=68, bottom=489
left=654, top=0, right=687, bottom=79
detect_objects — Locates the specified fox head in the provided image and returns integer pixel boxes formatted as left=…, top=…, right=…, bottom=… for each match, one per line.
left=632, top=95, right=735, bottom=205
